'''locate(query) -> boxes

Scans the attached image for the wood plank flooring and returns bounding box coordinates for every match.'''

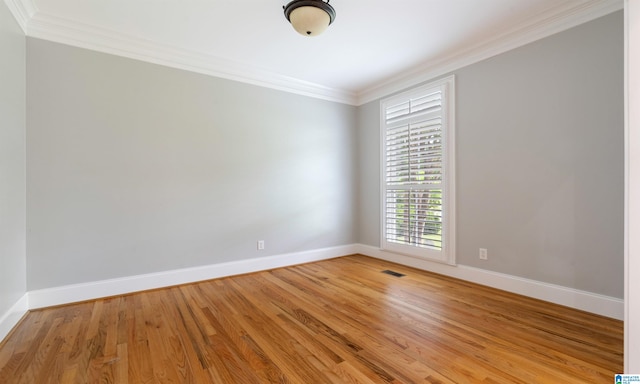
[0,255,623,383]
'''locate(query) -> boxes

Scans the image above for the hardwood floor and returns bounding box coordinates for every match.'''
[0,255,623,383]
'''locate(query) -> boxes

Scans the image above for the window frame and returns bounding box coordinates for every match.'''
[379,75,456,264]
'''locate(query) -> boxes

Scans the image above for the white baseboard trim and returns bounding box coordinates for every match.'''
[0,293,29,342]
[27,244,359,309]
[20,243,624,320]
[355,244,624,320]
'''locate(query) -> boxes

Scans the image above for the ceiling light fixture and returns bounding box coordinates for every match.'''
[283,0,336,37]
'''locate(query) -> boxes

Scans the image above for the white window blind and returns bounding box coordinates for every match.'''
[381,77,455,263]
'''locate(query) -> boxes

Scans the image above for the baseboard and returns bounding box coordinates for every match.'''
[21,243,624,320]
[355,244,624,320]
[27,244,359,309]
[0,293,29,342]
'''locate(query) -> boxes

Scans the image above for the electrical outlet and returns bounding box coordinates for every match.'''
[257,240,265,250]
[479,248,488,260]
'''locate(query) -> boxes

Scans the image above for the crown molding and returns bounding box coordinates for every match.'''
[356,0,624,105]
[6,0,622,106]
[3,0,36,33]
[23,11,358,105]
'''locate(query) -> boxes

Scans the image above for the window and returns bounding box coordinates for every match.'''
[380,76,455,264]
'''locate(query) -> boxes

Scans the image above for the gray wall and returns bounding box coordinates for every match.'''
[26,39,356,290]
[356,11,624,298]
[0,2,27,315]
[355,101,381,247]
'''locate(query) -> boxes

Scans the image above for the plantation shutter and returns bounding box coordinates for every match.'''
[381,77,454,262]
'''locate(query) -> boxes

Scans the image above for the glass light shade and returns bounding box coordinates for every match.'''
[289,6,331,36]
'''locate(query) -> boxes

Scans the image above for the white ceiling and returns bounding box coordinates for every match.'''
[5,0,623,104]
